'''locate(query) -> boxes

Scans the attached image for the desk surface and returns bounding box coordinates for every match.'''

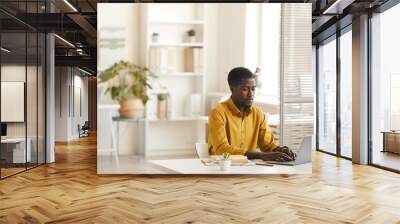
[149,159,312,175]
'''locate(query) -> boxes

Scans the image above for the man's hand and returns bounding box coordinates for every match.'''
[244,148,296,162]
[273,146,297,161]
[257,151,293,162]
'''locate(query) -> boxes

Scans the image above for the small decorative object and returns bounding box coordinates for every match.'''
[254,67,262,89]
[98,60,157,118]
[157,92,169,120]
[187,29,196,43]
[219,152,231,171]
[152,32,159,43]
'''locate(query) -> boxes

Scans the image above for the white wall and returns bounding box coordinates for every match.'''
[204,4,219,94]
[72,74,89,138]
[1,65,30,137]
[98,3,140,73]
[216,4,247,93]
[97,3,141,154]
[54,67,89,141]
[55,67,69,141]
[1,64,47,163]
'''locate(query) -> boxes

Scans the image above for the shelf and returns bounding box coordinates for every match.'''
[112,116,146,122]
[149,116,208,123]
[149,20,204,25]
[149,42,204,47]
[156,72,203,77]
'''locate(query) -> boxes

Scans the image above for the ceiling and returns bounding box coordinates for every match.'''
[0,0,395,74]
[309,0,391,44]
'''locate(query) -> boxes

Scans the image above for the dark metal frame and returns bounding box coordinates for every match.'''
[0,23,2,179]
[315,23,352,162]
[336,26,341,158]
[0,0,47,180]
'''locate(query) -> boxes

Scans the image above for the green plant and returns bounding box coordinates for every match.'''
[157,93,168,101]
[222,152,230,160]
[187,29,196,37]
[98,60,156,104]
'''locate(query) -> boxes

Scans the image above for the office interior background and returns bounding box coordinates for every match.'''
[96,3,313,174]
[0,0,97,179]
[0,0,400,222]
[1,0,399,176]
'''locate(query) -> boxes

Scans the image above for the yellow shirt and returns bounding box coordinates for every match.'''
[208,98,278,155]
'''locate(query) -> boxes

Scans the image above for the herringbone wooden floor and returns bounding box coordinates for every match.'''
[1,135,400,224]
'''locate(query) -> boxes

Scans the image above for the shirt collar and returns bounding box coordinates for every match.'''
[225,97,253,117]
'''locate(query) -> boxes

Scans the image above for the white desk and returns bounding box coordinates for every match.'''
[1,138,31,163]
[149,159,312,175]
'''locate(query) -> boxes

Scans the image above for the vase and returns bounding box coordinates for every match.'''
[152,34,159,43]
[119,98,145,118]
[219,160,231,171]
[158,99,167,120]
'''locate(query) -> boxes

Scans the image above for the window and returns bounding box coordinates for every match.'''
[340,28,352,158]
[0,1,47,179]
[244,4,281,101]
[371,3,400,171]
[317,36,337,154]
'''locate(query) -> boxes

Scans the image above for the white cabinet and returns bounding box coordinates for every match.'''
[1,138,32,163]
[139,3,208,157]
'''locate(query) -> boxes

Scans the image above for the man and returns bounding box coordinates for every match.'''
[208,67,296,162]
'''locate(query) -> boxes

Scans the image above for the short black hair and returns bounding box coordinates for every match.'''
[227,67,255,87]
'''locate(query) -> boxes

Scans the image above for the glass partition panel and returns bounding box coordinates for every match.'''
[1,30,27,177]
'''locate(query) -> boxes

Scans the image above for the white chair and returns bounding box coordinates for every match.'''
[195,143,209,158]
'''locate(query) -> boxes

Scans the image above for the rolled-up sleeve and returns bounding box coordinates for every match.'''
[258,113,278,152]
[208,110,246,155]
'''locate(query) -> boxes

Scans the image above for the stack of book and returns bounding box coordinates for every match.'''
[149,47,203,74]
[185,47,203,74]
[149,47,172,74]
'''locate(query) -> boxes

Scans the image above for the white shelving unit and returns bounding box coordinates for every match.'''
[149,20,204,25]
[156,72,203,77]
[149,43,204,47]
[139,3,207,158]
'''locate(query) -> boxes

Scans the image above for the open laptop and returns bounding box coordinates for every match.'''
[1,123,7,140]
[267,135,313,166]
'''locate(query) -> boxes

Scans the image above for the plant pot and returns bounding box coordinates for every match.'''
[152,34,159,43]
[188,36,196,43]
[157,99,167,120]
[119,98,145,118]
[219,160,231,171]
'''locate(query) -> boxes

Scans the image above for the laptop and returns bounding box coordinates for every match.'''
[267,135,313,166]
[1,123,7,140]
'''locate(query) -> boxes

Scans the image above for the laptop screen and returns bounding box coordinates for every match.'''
[1,123,7,137]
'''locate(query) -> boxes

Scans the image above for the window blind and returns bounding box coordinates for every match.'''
[280,4,314,150]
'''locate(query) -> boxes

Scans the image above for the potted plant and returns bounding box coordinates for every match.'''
[152,32,159,43]
[187,29,196,43]
[219,152,231,171]
[98,60,156,118]
[157,92,169,120]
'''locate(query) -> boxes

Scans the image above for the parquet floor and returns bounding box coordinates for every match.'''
[1,135,400,223]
